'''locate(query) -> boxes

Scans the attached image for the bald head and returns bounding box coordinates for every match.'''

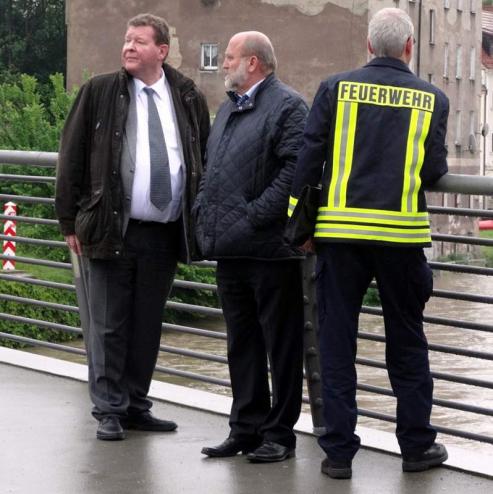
[230,31,278,74]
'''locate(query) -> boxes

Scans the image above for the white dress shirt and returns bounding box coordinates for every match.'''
[130,71,185,223]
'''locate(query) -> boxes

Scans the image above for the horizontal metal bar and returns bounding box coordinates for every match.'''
[357,408,493,445]
[165,300,223,317]
[0,149,57,167]
[432,233,493,246]
[0,174,56,183]
[0,234,66,249]
[154,365,231,387]
[428,261,493,276]
[163,323,226,340]
[358,330,493,361]
[193,261,217,268]
[0,332,85,355]
[357,383,493,417]
[362,306,493,333]
[173,279,217,292]
[431,288,493,305]
[0,294,79,313]
[0,313,81,335]
[0,273,75,291]
[428,205,493,218]
[428,173,493,195]
[160,345,227,364]
[356,356,493,389]
[0,193,55,204]
[0,214,59,226]
[0,253,71,270]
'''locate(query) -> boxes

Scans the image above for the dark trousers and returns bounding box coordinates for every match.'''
[316,243,436,461]
[87,219,179,419]
[216,259,304,448]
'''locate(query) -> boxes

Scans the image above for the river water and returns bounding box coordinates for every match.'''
[27,271,493,456]
[157,270,493,456]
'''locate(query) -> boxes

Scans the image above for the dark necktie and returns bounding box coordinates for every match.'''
[143,87,172,211]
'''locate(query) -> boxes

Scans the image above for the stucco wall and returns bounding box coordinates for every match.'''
[66,0,369,110]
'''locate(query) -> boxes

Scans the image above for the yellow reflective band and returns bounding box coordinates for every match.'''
[287,196,298,217]
[338,81,435,112]
[318,206,429,218]
[328,101,358,209]
[317,213,429,226]
[402,109,432,212]
[314,223,431,243]
[328,101,346,208]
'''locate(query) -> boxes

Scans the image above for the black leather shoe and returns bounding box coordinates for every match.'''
[321,457,352,479]
[201,437,260,457]
[402,443,448,472]
[96,416,125,441]
[125,411,177,432]
[246,441,295,463]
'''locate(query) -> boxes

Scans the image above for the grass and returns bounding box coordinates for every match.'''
[480,230,493,268]
[12,262,74,284]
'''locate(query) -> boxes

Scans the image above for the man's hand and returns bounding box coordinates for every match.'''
[65,234,82,255]
[301,238,315,253]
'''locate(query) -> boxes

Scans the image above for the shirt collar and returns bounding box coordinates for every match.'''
[134,69,167,99]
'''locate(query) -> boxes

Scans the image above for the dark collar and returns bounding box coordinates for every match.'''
[364,57,413,74]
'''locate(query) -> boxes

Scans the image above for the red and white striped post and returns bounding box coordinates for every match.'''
[3,201,17,271]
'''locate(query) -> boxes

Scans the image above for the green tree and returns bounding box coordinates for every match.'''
[0,0,66,82]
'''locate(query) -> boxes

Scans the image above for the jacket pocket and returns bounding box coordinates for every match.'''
[74,189,110,245]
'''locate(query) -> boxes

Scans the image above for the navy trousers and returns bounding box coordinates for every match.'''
[315,243,437,461]
[216,259,304,448]
[87,219,179,419]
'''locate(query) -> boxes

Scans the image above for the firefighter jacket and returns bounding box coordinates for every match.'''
[289,57,449,247]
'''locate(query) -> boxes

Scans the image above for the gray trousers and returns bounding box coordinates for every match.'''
[86,219,179,419]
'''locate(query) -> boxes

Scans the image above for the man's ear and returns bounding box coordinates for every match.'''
[367,38,374,55]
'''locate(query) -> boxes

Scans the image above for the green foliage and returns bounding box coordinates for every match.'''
[363,287,380,307]
[0,0,66,82]
[172,264,220,309]
[0,278,80,348]
[480,230,493,268]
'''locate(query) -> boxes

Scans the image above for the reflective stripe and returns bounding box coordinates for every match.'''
[317,208,429,225]
[402,109,432,212]
[287,196,298,217]
[328,101,358,208]
[314,223,431,243]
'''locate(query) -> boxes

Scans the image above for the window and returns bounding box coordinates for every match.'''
[429,10,436,45]
[469,47,476,80]
[457,0,463,12]
[456,45,462,80]
[443,42,449,79]
[470,0,476,14]
[444,0,450,9]
[200,43,218,71]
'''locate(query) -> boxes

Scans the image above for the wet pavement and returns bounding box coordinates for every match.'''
[1,363,492,494]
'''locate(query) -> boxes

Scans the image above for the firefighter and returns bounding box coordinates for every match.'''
[289,7,449,479]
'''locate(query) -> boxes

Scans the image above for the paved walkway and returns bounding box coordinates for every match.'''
[1,363,492,494]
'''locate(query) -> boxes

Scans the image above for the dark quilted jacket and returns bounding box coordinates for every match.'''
[195,74,308,260]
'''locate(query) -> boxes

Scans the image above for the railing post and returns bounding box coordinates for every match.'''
[2,201,17,271]
[301,253,325,433]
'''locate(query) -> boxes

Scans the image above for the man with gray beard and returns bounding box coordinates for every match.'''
[196,31,308,463]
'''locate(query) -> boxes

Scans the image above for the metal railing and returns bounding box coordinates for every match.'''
[1,150,493,447]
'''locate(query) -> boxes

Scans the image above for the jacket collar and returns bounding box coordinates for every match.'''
[226,72,277,112]
[364,57,413,74]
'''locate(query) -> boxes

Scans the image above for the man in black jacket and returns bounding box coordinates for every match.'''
[198,31,308,463]
[289,8,448,478]
[55,13,209,440]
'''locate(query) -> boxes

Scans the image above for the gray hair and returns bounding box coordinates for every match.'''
[127,13,170,46]
[241,32,278,73]
[368,8,414,58]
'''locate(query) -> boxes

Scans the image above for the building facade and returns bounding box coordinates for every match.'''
[65,0,484,256]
